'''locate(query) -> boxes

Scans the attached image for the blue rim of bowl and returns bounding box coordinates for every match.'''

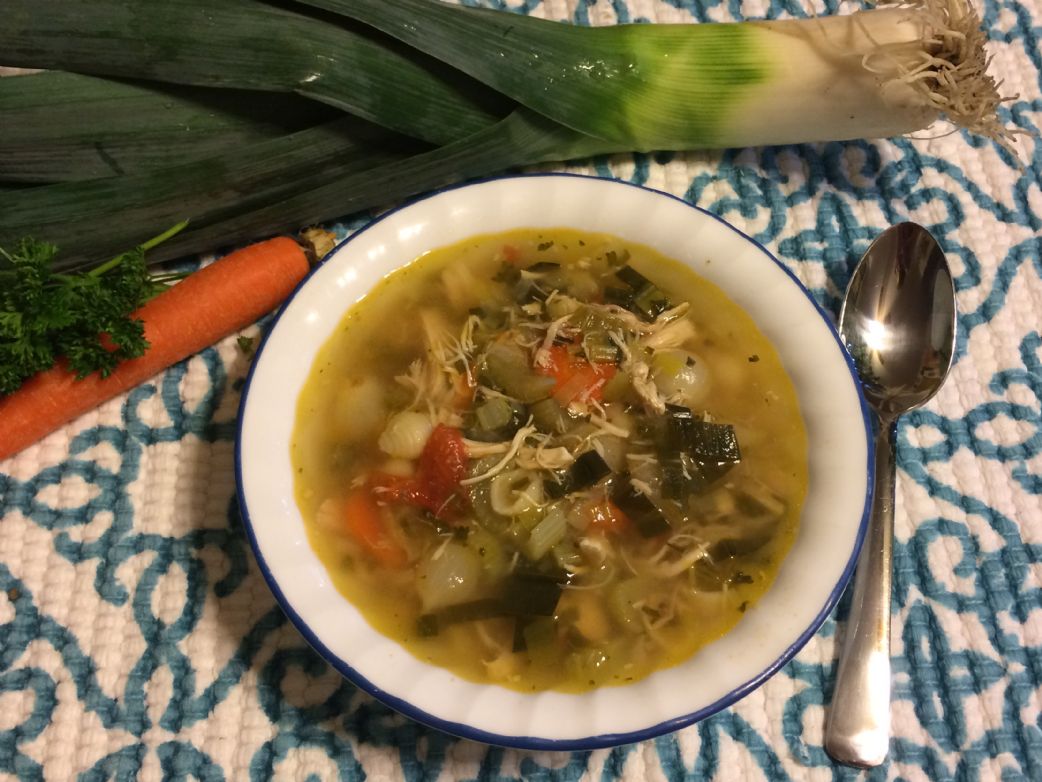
[235,172,874,751]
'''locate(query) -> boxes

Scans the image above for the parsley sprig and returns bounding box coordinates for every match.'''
[0,222,188,396]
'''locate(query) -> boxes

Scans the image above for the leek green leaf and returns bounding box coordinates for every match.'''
[0,117,419,271]
[0,0,511,145]
[0,72,339,183]
[139,110,616,267]
[0,108,607,272]
[298,0,769,149]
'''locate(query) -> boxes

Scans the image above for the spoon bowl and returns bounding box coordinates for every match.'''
[839,224,957,418]
[825,222,957,767]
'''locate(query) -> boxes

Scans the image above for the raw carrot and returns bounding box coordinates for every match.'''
[0,236,310,461]
[343,487,408,569]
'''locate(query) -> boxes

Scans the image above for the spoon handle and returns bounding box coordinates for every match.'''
[824,418,895,768]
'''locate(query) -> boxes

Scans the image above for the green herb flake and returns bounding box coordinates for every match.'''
[537,241,554,251]
[237,335,256,356]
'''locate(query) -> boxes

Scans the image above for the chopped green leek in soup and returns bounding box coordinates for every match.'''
[291,229,807,692]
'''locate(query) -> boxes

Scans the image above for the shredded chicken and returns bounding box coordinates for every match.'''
[604,330,666,414]
[640,316,696,350]
[630,361,667,414]
[460,424,537,485]
[589,413,630,438]
[463,438,511,458]
[515,444,575,470]
[533,314,575,369]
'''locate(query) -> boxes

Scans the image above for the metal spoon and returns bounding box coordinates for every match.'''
[824,222,957,768]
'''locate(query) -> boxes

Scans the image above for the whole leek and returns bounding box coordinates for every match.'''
[0,0,1020,270]
[303,0,1014,151]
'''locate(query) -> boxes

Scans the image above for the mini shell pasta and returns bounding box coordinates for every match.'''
[378,411,434,458]
[291,228,808,693]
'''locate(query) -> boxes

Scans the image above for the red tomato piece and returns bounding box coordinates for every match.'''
[371,425,469,520]
[420,424,468,504]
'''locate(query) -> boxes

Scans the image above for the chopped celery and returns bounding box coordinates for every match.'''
[481,342,555,402]
[530,397,571,434]
[601,370,635,404]
[582,331,620,364]
[476,396,515,430]
[471,397,527,441]
[573,305,624,334]
[524,503,569,560]
[515,504,545,531]
[551,539,583,572]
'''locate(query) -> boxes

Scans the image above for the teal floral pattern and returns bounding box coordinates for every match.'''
[2,0,1041,779]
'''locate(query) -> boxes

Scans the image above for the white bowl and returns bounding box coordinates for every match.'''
[236,174,872,749]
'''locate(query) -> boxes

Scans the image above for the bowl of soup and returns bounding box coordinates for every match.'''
[236,173,871,749]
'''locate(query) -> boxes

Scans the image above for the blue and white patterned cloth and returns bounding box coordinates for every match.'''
[2,1,1041,779]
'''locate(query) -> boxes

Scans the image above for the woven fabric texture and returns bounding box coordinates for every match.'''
[2,1,1041,779]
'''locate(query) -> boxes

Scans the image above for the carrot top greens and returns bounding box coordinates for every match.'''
[0,222,187,394]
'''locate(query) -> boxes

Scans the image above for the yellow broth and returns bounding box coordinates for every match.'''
[291,228,808,692]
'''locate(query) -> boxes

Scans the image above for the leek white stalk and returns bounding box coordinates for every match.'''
[715,0,1010,148]
[302,0,1015,151]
